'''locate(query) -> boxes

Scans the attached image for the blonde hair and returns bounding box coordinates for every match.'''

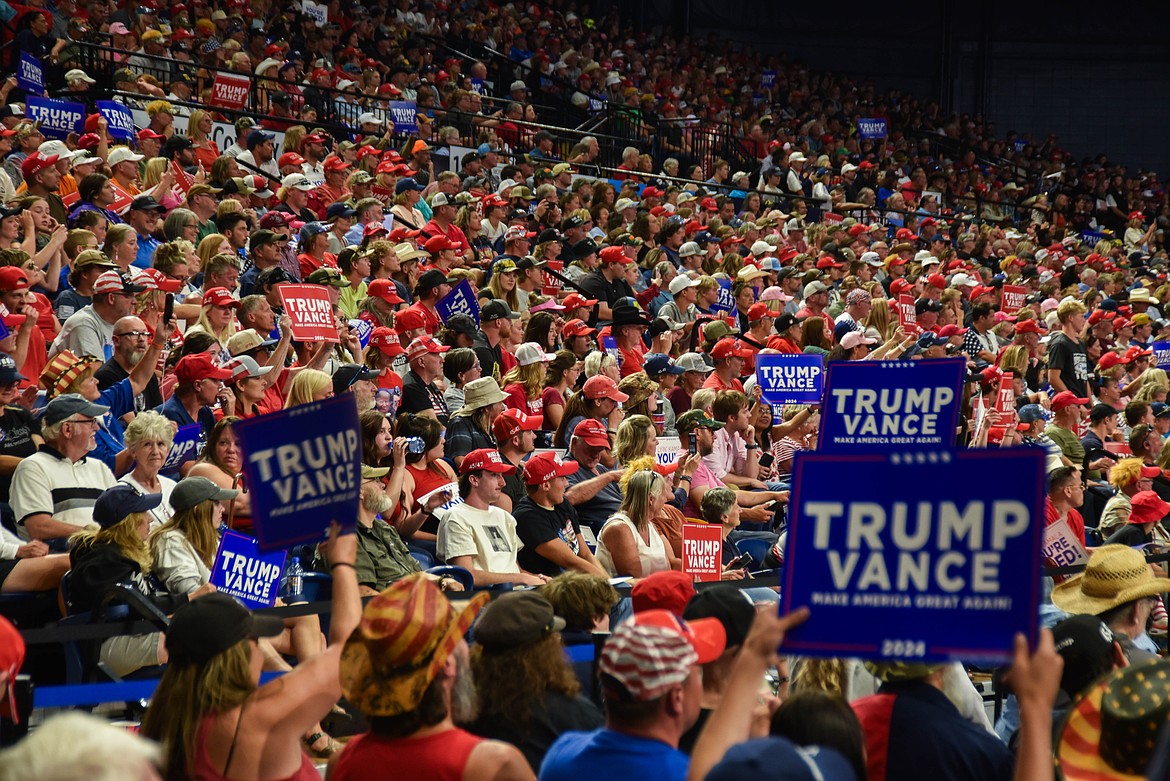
[999,344,1028,376]
[70,511,153,572]
[142,156,169,188]
[150,499,220,570]
[613,415,654,465]
[284,368,332,408]
[196,234,230,271]
[1111,458,1150,491]
[618,466,665,531]
[102,223,136,258]
[500,361,544,402]
[187,109,212,141]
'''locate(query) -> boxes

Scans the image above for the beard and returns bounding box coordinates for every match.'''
[124,348,145,366]
[448,649,478,724]
[361,486,395,515]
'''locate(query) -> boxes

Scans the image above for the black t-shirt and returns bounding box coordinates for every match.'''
[0,405,39,502]
[400,370,449,426]
[513,496,583,576]
[94,358,164,414]
[468,691,603,774]
[578,271,635,324]
[1046,333,1089,398]
[1105,524,1151,548]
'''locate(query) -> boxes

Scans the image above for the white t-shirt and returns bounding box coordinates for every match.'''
[436,502,523,574]
[118,472,178,529]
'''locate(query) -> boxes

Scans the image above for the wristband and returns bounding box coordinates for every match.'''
[330,562,356,571]
[745,444,759,450]
[678,476,692,481]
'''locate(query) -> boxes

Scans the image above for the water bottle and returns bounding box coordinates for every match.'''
[286,556,305,604]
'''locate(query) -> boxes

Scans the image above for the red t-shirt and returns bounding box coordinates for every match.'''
[297,251,338,278]
[406,302,442,335]
[503,382,543,416]
[1045,498,1086,547]
[701,372,744,393]
[618,345,645,377]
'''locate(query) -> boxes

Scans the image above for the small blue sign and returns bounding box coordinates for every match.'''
[348,318,372,349]
[1082,230,1108,247]
[857,118,888,140]
[761,70,777,89]
[161,423,203,478]
[469,78,486,95]
[437,279,480,325]
[1153,341,1170,369]
[389,100,417,134]
[601,335,619,368]
[25,96,85,139]
[818,357,965,453]
[711,278,735,313]
[210,530,287,609]
[779,447,1045,664]
[96,100,137,142]
[1012,139,1027,153]
[755,353,824,406]
[16,51,44,95]
[235,394,361,552]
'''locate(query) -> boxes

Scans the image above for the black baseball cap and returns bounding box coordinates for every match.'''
[333,363,379,393]
[571,238,599,260]
[1089,403,1121,423]
[481,299,521,322]
[93,484,161,529]
[416,268,447,296]
[684,586,756,647]
[537,228,565,244]
[256,267,295,287]
[0,354,26,384]
[165,592,284,667]
[445,313,478,335]
[1052,614,1117,700]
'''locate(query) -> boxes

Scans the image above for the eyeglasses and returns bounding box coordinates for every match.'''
[115,330,151,339]
[66,417,99,428]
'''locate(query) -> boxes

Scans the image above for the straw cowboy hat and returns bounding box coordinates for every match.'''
[1058,658,1170,780]
[340,574,489,717]
[1050,545,1170,616]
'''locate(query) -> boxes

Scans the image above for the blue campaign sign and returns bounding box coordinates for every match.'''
[348,318,372,349]
[755,353,824,405]
[601,335,619,367]
[857,118,888,140]
[1082,230,1107,247]
[711,278,735,313]
[96,100,137,142]
[1012,139,1027,153]
[210,530,287,609]
[26,97,85,139]
[818,357,965,453]
[17,51,44,95]
[437,279,480,325]
[1154,341,1170,369]
[761,70,777,88]
[389,100,417,134]
[779,447,1046,664]
[236,394,361,551]
[161,423,203,478]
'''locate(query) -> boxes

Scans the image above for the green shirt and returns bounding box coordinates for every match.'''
[1045,424,1084,471]
[339,281,368,321]
[354,519,421,589]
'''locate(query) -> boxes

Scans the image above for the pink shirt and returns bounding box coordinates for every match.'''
[704,428,748,480]
[682,451,724,517]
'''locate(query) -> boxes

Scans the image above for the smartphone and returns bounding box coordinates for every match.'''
[688,432,697,455]
[729,552,754,571]
[163,293,174,323]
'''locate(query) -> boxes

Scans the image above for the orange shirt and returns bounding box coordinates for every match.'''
[701,371,744,393]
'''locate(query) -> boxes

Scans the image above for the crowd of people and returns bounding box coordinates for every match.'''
[0,0,1170,778]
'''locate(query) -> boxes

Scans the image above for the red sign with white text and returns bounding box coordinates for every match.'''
[209,72,252,110]
[896,294,918,334]
[681,523,724,582]
[279,284,339,343]
[542,259,564,297]
[1001,284,1027,314]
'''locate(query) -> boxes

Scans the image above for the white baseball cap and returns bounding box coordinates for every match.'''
[107,147,144,167]
[668,274,700,295]
[281,173,314,191]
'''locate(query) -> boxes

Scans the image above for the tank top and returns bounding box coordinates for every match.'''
[331,727,482,781]
[192,710,318,781]
[406,462,455,535]
[596,512,670,577]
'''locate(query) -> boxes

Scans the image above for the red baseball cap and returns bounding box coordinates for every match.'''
[278,152,306,167]
[815,255,844,270]
[20,152,58,179]
[367,278,404,304]
[700,197,718,211]
[562,318,597,339]
[175,353,233,384]
[405,335,449,361]
[363,223,390,238]
[133,267,183,293]
[746,302,773,321]
[572,418,612,447]
[369,327,405,356]
[394,309,426,334]
[522,452,578,485]
[582,375,628,402]
[889,279,913,296]
[1096,352,1124,372]
[424,235,459,254]
[137,128,165,141]
[492,408,543,442]
[937,324,968,337]
[711,337,753,361]
[1014,319,1046,335]
[459,448,516,475]
[599,246,627,264]
[324,156,350,172]
[926,273,947,290]
[1087,309,1112,326]
[630,570,696,615]
[1124,345,1153,364]
[0,267,29,292]
[1051,391,1090,411]
[562,293,598,311]
[202,287,240,308]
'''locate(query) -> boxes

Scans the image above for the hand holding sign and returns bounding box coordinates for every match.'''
[279,284,340,343]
